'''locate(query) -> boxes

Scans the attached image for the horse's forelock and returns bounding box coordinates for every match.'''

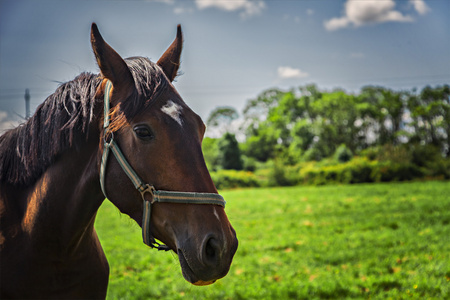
[110,57,168,127]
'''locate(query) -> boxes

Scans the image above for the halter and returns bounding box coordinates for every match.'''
[99,80,225,251]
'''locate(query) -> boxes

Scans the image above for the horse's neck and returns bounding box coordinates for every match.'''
[22,139,104,254]
[0,137,110,298]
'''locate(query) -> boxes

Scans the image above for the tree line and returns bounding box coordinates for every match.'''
[203,84,449,187]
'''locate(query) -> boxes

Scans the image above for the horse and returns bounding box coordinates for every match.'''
[0,23,238,299]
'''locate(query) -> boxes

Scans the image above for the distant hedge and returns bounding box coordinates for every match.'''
[210,156,449,189]
[297,158,427,185]
[210,170,260,189]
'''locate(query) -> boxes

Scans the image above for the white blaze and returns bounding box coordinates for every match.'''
[213,207,220,222]
[161,100,183,126]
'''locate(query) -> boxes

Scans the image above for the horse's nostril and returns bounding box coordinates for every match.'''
[203,236,221,266]
[205,238,217,258]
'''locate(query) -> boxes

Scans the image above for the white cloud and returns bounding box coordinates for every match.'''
[410,0,430,15]
[278,66,309,79]
[147,0,195,15]
[324,0,415,31]
[174,6,194,14]
[325,17,351,31]
[195,0,265,17]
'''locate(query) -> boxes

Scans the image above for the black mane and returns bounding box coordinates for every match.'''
[0,57,166,187]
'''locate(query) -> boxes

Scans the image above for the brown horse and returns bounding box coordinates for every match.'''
[0,23,238,299]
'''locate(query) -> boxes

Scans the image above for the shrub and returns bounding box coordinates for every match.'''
[408,144,442,167]
[298,157,425,185]
[210,148,448,189]
[360,144,411,163]
[425,157,450,179]
[371,161,424,182]
[303,147,326,162]
[210,170,260,189]
[267,159,289,186]
[242,155,257,172]
[334,144,353,163]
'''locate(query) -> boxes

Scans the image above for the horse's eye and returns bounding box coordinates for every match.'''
[133,125,154,141]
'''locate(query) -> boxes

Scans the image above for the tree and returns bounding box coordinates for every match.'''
[242,86,362,163]
[358,86,405,146]
[206,106,239,137]
[241,126,278,162]
[217,133,243,170]
[407,85,450,156]
[209,84,450,169]
[242,88,285,136]
[309,90,360,154]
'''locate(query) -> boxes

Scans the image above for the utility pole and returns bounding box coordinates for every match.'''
[25,89,30,119]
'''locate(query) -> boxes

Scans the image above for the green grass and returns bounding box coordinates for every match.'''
[95,181,450,299]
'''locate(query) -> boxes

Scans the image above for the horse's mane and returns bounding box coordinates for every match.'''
[0,57,166,187]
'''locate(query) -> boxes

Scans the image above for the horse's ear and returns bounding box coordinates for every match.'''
[157,25,183,82]
[90,23,134,101]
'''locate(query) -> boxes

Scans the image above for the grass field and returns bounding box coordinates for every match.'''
[95,181,450,299]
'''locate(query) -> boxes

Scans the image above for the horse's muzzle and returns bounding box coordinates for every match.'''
[177,229,238,285]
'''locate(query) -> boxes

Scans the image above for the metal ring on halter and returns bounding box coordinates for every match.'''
[139,184,156,203]
[103,130,114,145]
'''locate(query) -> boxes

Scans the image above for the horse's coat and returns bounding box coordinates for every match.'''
[0,23,237,299]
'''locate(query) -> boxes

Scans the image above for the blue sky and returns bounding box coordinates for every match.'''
[1,0,449,133]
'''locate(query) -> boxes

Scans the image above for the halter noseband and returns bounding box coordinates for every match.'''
[99,80,226,251]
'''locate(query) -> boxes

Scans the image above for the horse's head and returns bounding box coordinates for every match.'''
[90,24,237,285]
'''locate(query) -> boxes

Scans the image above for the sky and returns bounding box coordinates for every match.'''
[0,0,449,134]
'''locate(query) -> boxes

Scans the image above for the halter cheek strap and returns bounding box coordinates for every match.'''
[99,80,225,251]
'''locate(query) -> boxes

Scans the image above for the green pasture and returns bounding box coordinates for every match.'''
[95,181,450,299]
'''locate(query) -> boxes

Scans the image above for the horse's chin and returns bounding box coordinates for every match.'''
[177,250,216,286]
[192,280,215,286]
